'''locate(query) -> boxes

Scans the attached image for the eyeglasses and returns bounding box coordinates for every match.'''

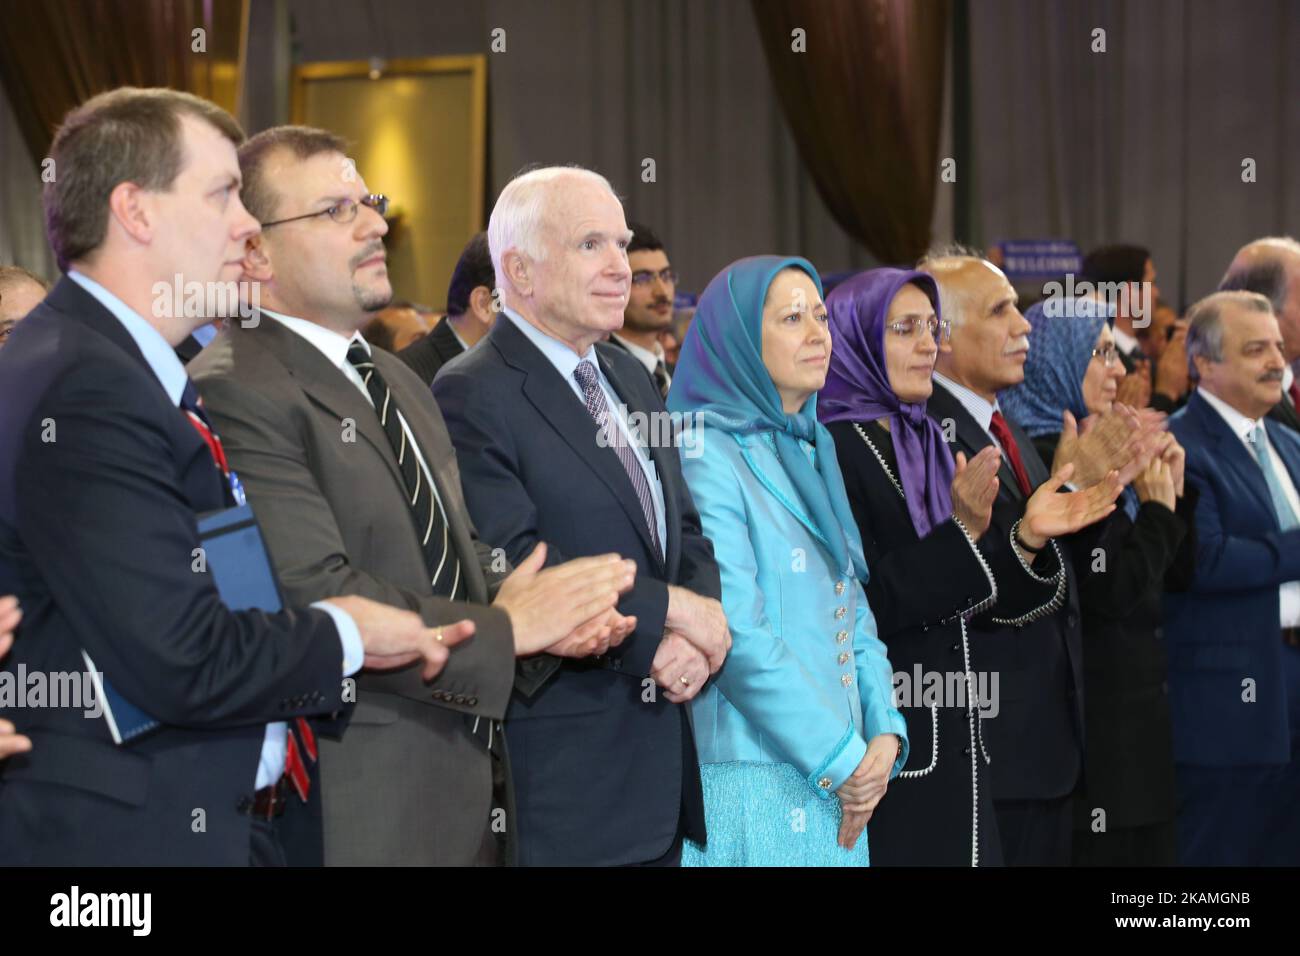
[887,315,951,342]
[261,193,390,229]
[1091,345,1119,366]
[631,268,677,287]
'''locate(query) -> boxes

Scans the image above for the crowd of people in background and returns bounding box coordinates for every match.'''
[2,86,1299,868]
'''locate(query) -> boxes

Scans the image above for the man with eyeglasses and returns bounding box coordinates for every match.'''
[608,222,676,399]
[189,126,639,866]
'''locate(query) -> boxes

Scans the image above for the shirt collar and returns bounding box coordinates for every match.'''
[933,370,998,433]
[445,317,470,352]
[611,333,663,374]
[501,304,598,381]
[1198,386,1266,451]
[1112,325,1141,357]
[68,270,188,406]
[260,307,368,369]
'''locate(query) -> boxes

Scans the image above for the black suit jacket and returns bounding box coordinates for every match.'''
[1031,433,1194,831]
[926,383,1084,802]
[1268,389,1300,433]
[398,316,466,388]
[828,418,1072,864]
[432,316,720,865]
[0,277,345,866]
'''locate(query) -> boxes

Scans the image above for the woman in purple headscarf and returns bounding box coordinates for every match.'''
[819,268,1120,866]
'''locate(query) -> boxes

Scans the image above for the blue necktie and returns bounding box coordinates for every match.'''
[1250,424,1299,531]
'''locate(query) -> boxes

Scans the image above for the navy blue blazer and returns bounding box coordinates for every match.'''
[432,316,720,866]
[0,277,346,866]
[1164,390,1300,767]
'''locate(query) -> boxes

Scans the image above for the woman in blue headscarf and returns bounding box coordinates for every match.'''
[1000,298,1198,867]
[819,269,1123,866]
[666,256,908,866]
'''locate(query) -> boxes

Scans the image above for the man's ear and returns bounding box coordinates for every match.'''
[468,284,496,326]
[242,233,273,283]
[106,182,153,246]
[503,250,530,297]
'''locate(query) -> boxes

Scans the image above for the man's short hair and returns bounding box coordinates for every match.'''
[1219,253,1297,316]
[626,222,664,256]
[1081,244,1150,285]
[0,265,51,297]
[444,232,495,317]
[1184,289,1273,378]
[44,87,245,272]
[237,125,349,225]
[487,165,620,289]
[917,243,987,327]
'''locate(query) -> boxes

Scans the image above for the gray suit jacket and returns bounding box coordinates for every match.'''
[189,314,515,865]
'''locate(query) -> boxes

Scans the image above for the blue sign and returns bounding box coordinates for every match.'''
[998,240,1082,281]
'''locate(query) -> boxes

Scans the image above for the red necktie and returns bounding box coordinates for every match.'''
[1289,381,1300,410]
[180,381,317,801]
[989,410,1033,497]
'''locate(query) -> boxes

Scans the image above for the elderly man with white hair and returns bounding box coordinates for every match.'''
[432,166,729,866]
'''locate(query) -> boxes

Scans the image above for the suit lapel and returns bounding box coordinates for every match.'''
[379,349,488,602]
[493,319,664,568]
[239,316,407,498]
[928,382,1027,504]
[1187,392,1275,517]
[431,317,466,365]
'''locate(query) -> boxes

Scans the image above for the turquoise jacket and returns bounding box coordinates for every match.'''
[684,425,909,800]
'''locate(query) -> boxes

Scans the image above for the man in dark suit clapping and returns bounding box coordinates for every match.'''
[0,88,474,866]
[433,166,729,866]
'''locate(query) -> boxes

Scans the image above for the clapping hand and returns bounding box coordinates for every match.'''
[0,596,31,760]
[950,447,1001,539]
[1019,463,1123,548]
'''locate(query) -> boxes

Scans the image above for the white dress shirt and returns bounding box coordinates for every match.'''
[502,306,668,556]
[67,273,363,789]
[612,333,672,390]
[1198,387,1300,627]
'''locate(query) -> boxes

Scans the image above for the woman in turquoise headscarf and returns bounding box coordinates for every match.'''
[667,256,908,866]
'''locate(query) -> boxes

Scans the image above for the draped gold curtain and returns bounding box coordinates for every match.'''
[0,0,246,166]
[750,0,950,265]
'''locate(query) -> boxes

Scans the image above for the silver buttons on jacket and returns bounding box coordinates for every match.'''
[834,606,847,620]
[818,776,833,790]
[835,581,846,596]
[837,651,850,665]
[836,630,848,644]
[841,674,853,687]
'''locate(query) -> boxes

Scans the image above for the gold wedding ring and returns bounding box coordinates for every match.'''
[680,675,691,686]
[435,627,444,643]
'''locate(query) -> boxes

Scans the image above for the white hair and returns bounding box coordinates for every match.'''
[487,165,621,293]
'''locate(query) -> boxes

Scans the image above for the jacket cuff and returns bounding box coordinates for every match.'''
[807,722,868,799]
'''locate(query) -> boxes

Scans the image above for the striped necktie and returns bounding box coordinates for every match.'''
[573,359,663,564]
[346,342,461,598]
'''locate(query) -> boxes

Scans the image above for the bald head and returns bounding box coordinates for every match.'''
[1220,236,1300,361]
[919,253,1030,400]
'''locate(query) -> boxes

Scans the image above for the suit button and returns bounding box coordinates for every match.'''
[611,657,623,671]
[467,696,478,707]
[835,581,846,596]
[837,652,850,665]
[840,674,853,687]
[836,631,848,644]
[834,606,847,620]
[963,746,971,756]
[951,643,959,652]
[454,694,467,705]
[818,776,833,790]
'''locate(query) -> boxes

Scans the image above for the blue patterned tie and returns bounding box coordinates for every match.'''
[1251,423,1299,531]
[573,360,663,564]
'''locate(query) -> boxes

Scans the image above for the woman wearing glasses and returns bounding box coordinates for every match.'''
[820,269,1123,866]
[668,256,908,866]
[999,298,1197,867]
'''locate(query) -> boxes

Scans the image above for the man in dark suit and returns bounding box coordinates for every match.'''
[191,126,635,865]
[0,87,465,866]
[433,166,729,866]
[1166,290,1300,865]
[1220,237,1300,433]
[920,251,1133,865]
[399,232,496,387]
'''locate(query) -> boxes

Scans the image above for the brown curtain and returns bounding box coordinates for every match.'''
[0,0,245,166]
[750,0,950,265]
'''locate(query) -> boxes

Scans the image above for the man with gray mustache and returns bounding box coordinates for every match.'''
[1164,290,1300,865]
